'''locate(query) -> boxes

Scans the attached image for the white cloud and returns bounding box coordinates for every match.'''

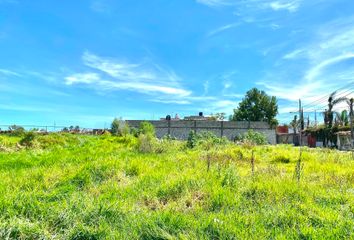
[207,22,241,36]
[65,73,101,85]
[66,52,191,97]
[197,0,304,12]
[283,49,306,59]
[196,0,233,7]
[150,99,191,105]
[305,53,354,82]
[0,69,21,77]
[269,0,301,12]
[259,16,354,112]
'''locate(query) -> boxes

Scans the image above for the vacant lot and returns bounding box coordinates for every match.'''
[0,134,353,239]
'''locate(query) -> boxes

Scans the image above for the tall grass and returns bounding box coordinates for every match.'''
[0,134,353,239]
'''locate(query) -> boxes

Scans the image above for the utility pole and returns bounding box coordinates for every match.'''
[315,110,317,127]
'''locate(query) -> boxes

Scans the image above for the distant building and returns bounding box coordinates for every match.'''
[336,131,353,150]
[160,114,181,121]
[184,112,214,121]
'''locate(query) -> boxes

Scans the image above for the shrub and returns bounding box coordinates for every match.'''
[154,138,183,153]
[37,133,70,148]
[9,125,25,137]
[130,127,139,137]
[236,130,267,145]
[19,131,37,147]
[137,134,155,153]
[187,131,229,149]
[111,118,130,136]
[187,131,197,149]
[139,121,155,136]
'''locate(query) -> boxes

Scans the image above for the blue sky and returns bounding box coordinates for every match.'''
[1,0,354,128]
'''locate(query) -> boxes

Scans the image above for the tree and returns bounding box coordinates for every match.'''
[335,110,349,126]
[324,91,347,128]
[231,88,278,127]
[210,113,226,121]
[139,121,155,136]
[111,118,130,136]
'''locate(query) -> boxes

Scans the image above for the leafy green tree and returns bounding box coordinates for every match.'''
[111,118,130,136]
[232,88,278,127]
[210,113,226,121]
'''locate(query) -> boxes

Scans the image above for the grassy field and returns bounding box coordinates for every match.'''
[0,133,353,239]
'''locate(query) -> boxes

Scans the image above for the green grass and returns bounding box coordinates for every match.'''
[0,134,353,239]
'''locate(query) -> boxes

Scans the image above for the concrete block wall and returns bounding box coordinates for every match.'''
[126,120,276,144]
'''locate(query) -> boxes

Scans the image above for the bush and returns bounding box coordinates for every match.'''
[187,131,197,149]
[139,122,155,136]
[36,133,77,149]
[111,118,130,136]
[9,125,25,137]
[236,130,267,146]
[19,131,37,147]
[187,131,229,149]
[137,134,155,153]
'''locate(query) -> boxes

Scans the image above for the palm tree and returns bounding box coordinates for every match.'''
[324,91,348,128]
[335,110,349,126]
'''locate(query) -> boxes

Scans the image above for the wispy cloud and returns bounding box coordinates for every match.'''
[207,22,241,36]
[269,0,301,12]
[305,53,354,82]
[0,69,21,77]
[65,52,191,97]
[259,17,354,109]
[283,49,306,59]
[197,0,304,12]
[196,0,233,7]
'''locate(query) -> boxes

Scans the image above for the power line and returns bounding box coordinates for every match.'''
[287,82,354,114]
[302,88,354,110]
[299,90,354,113]
[301,81,354,108]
